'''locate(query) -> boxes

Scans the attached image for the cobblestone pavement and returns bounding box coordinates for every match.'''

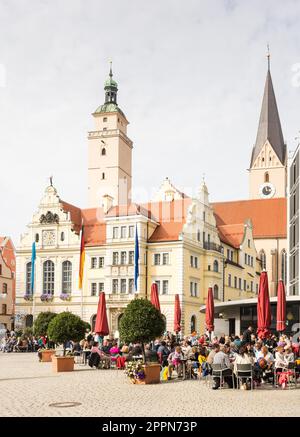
[0,354,299,417]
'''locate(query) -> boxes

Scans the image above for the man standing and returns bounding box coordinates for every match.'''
[242,325,253,345]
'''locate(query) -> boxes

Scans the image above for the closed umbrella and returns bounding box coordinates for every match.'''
[276,279,286,332]
[257,271,271,339]
[150,282,160,311]
[174,294,181,333]
[94,292,109,337]
[205,287,214,333]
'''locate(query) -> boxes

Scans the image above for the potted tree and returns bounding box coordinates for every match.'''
[47,312,86,372]
[34,311,57,362]
[119,298,165,384]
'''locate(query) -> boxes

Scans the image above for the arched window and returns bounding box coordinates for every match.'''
[62,261,72,293]
[35,233,39,243]
[213,260,219,272]
[26,262,32,294]
[190,315,196,333]
[60,232,65,242]
[25,314,33,328]
[281,250,287,285]
[101,148,106,156]
[43,260,55,295]
[91,314,97,332]
[102,172,105,180]
[2,283,7,294]
[213,284,219,299]
[117,313,124,329]
[264,172,269,182]
[259,250,266,270]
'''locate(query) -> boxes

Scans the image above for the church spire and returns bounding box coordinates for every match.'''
[250,53,286,167]
[104,61,118,104]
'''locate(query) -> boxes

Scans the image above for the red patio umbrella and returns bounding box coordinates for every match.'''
[174,294,181,333]
[276,279,286,332]
[257,271,271,339]
[150,282,160,311]
[205,287,214,333]
[94,292,109,336]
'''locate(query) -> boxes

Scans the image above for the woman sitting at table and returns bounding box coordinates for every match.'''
[234,345,254,389]
[90,341,110,368]
[275,345,287,373]
[255,346,274,383]
[167,346,184,379]
[284,345,294,364]
[109,341,120,363]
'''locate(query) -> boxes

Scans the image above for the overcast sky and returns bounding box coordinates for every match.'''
[0,0,299,244]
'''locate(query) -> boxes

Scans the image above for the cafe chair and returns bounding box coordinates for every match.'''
[236,364,253,390]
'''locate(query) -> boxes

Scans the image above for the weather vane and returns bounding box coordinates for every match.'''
[267,44,270,70]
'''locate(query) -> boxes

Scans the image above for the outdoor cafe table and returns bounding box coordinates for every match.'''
[82,349,91,365]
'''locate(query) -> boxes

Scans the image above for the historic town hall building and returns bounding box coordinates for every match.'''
[15,59,292,336]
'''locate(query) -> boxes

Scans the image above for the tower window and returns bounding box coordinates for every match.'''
[102,173,105,180]
[264,172,269,182]
[103,117,107,122]
[101,148,106,156]
[262,157,265,162]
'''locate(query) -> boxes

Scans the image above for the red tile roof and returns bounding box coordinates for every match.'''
[217,223,245,248]
[212,198,287,239]
[59,196,287,247]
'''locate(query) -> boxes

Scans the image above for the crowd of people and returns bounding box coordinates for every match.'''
[2,325,300,389]
[0,330,54,353]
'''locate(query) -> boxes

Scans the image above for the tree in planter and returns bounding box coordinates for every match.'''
[47,312,87,356]
[119,298,165,362]
[34,311,57,337]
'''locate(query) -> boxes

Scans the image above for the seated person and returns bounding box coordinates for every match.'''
[167,346,184,379]
[144,344,158,362]
[157,341,170,366]
[109,342,120,362]
[212,344,235,390]
[254,346,274,383]
[90,341,110,368]
[275,346,286,373]
[284,346,294,364]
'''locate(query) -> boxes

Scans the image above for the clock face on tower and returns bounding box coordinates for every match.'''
[259,182,276,199]
[42,230,56,246]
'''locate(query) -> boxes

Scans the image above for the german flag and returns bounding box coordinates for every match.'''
[78,223,85,289]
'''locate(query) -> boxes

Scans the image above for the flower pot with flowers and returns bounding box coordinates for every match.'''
[23,294,33,301]
[47,311,87,372]
[124,360,146,384]
[40,294,54,302]
[60,293,71,301]
[119,298,165,384]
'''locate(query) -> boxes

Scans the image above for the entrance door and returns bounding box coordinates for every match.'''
[228,318,236,336]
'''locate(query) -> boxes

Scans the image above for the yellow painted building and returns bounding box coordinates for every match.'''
[15,62,289,336]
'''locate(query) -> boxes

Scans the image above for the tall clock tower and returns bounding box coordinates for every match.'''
[88,64,133,208]
[249,55,287,199]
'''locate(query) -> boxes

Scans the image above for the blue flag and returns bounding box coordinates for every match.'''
[134,225,139,292]
[30,242,36,294]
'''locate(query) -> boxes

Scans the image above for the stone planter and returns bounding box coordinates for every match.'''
[143,363,161,384]
[52,356,74,373]
[40,350,55,362]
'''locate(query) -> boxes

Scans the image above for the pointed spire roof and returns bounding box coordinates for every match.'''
[250,56,286,167]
